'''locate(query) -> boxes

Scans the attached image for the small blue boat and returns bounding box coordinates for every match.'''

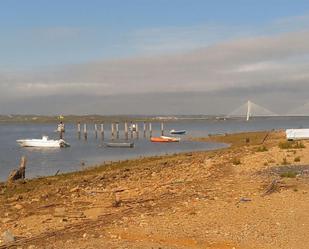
[170,129,186,135]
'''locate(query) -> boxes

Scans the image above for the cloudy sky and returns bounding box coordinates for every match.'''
[1,0,309,115]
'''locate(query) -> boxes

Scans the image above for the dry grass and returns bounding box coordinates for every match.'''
[282,157,290,165]
[278,141,306,150]
[280,171,297,178]
[256,145,268,152]
[294,156,301,162]
[204,131,286,150]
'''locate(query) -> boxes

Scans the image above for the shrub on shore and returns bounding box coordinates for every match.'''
[294,156,301,162]
[280,171,297,178]
[232,158,241,165]
[278,141,305,150]
[282,157,290,165]
[256,146,268,152]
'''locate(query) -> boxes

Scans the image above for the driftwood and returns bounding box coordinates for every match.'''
[261,179,278,196]
[261,132,270,144]
[112,194,122,207]
[7,156,27,183]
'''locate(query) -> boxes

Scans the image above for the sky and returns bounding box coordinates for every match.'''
[1,0,309,115]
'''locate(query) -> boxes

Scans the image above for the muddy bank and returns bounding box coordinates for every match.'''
[1,131,309,249]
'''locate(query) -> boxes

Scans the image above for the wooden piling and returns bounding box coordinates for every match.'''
[20,156,26,179]
[111,123,115,139]
[130,121,133,139]
[83,123,87,140]
[161,122,164,136]
[7,156,27,183]
[143,122,146,137]
[94,124,98,139]
[116,122,119,139]
[149,122,152,137]
[100,123,104,140]
[58,122,65,139]
[77,122,81,139]
[124,122,128,140]
[136,123,139,139]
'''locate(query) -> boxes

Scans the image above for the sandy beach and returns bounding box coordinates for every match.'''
[1,130,309,249]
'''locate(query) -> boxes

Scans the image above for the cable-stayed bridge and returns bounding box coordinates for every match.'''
[227,100,277,121]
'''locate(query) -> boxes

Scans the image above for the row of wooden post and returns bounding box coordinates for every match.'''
[77,122,164,140]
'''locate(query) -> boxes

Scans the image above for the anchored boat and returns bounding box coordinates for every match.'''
[105,142,134,148]
[170,129,186,135]
[286,129,309,141]
[151,136,180,142]
[17,136,70,148]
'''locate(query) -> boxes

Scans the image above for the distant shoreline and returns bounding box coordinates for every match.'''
[0,114,221,124]
[0,114,307,124]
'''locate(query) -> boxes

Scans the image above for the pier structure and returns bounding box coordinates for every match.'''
[75,121,164,140]
[124,122,128,140]
[143,122,146,138]
[77,122,81,139]
[94,124,98,139]
[83,124,87,140]
[100,123,104,140]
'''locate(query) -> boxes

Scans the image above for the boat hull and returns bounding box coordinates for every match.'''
[286,129,309,141]
[106,142,134,148]
[17,137,70,148]
[151,136,180,142]
[170,130,186,135]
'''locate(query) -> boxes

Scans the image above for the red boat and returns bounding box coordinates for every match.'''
[150,136,180,142]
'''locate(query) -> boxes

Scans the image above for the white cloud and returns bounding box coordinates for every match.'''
[231,62,282,73]
[2,30,309,97]
[2,14,309,114]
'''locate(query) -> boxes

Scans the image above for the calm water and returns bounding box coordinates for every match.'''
[1,116,309,181]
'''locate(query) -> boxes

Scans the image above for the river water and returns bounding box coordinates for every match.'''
[0,116,308,181]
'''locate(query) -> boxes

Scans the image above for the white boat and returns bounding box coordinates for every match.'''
[17,136,70,148]
[286,129,309,141]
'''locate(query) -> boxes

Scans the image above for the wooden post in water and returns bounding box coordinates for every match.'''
[59,130,63,140]
[83,124,87,140]
[149,122,152,137]
[143,122,146,138]
[130,121,133,139]
[7,156,27,183]
[58,122,65,139]
[111,123,115,140]
[136,123,139,139]
[100,123,104,140]
[94,124,98,139]
[124,122,128,140]
[116,122,119,139]
[161,122,164,136]
[77,122,81,140]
